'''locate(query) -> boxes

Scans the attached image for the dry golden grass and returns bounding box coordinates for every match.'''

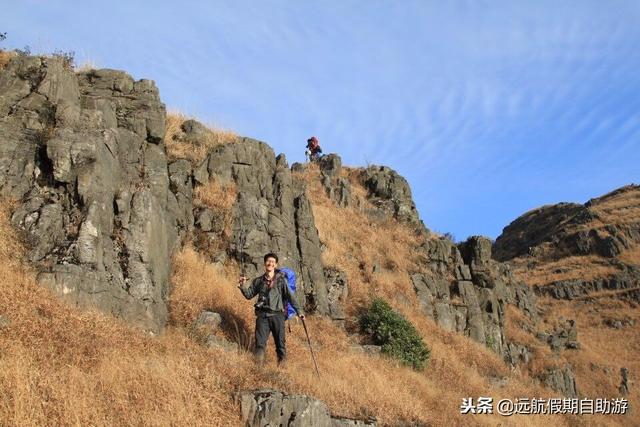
[165,111,237,165]
[1,196,582,426]
[193,178,238,240]
[511,255,620,286]
[537,295,640,413]
[291,161,326,204]
[589,186,640,225]
[169,247,254,349]
[192,178,238,255]
[505,188,639,425]
[168,244,571,426]
[295,163,425,310]
[194,179,237,213]
[0,203,240,426]
[313,201,423,310]
[74,59,98,73]
[619,246,640,266]
[0,50,16,70]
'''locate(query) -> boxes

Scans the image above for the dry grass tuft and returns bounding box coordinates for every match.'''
[194,179,237,213]
[192,178,238,255]
[0,50,16,70]
[165,111,237,165]
[74,59,98,73]
[169,246,254,349]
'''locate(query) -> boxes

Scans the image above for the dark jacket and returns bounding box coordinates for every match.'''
[240,272,303,316]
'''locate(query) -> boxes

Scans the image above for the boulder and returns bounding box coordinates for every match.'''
[363,165,424,229]
[239,389,376,427]
[193,311,223,334]
[324,267,348,320]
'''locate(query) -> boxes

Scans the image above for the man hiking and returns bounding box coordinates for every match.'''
[305,136,322,162]
[238,253,304,365]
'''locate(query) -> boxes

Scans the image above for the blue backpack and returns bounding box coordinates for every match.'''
[277,268,297,319]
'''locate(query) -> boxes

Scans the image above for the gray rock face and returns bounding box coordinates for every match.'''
[540,319,579,351]
[619,367,629,395]
[506,342,532,365]
[0,56,175,332]
[194,310,223,334]
[534,271,639,300]
[190,140,329,314]
[239,389,376,427]
[318,154,351,208]
[363,165,424,230]
[542,366,578,398]
[324,267,348,320]
[411,235,539,359]
[191,310,237,350]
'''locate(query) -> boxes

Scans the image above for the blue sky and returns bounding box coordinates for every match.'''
[3,1,639,240]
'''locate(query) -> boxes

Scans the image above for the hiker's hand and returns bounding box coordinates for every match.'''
[238,276,247,287]
[298,314,305,320]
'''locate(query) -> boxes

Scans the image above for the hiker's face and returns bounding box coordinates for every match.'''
[264,257,277,272]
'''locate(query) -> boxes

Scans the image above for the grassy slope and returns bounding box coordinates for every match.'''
[504,186,640,423]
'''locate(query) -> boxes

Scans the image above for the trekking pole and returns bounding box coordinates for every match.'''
[238,217,247,277]
[300,317,321,379]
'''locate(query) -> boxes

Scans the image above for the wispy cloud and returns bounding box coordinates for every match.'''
[3,0,639,238]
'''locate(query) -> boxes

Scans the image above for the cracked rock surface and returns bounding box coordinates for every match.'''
[1,56,175,332]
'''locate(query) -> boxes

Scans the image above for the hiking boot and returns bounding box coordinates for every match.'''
[277,357,287,368]
[254,349,265,363]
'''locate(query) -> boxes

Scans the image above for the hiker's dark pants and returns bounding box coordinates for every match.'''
[255,312,286,361]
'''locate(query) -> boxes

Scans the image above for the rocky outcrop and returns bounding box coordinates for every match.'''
[534,268,639,300]
[239,389,376,427]
[192,310,238,351]
[537,319,579,351]
[317,154,351,208]
[193,140,330,314]
[0,55,337,328]
[363,165,425,231]
[410,235,539,359]
[1,56,176,332]
[542,366,579,398]
[493,184,640,262]
[619,368,629,395]
[324,267,348,320]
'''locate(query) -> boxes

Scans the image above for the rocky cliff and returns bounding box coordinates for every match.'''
[0,54,567,398]
[1,55,175,332]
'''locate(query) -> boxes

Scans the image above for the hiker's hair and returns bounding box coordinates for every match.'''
[263,253,278,263]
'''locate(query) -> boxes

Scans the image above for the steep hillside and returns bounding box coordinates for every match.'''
[494,185,639,416]
[0,54,634,425]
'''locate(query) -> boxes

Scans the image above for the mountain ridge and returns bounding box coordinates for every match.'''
[0,53,636,425]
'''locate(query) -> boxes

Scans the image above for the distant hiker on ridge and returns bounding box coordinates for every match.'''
[305,136,322,162]
[238,253,304,365]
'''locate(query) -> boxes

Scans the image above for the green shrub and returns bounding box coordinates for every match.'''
[360,297,431,371]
